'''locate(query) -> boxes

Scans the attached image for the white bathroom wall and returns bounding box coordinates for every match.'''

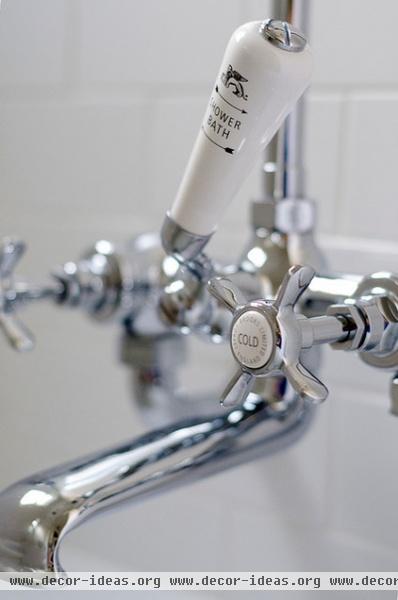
[1,0,398,592]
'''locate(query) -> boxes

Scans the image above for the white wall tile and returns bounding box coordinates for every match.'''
[148,96,208,226]
[0,103,150,227]
[237,0,272,23]
[77,0,242,88]
[321,234,398,275]
[339,95,398,239]
[305,93,343,233]
[328,389,398,553]
[0,0,68,86]
[311,0,398,87]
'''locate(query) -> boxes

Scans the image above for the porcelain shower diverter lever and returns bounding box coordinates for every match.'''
[161,19,313,260]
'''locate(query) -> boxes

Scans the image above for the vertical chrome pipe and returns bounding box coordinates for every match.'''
[263,0,310,200]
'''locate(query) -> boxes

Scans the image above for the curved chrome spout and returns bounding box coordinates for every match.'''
[0,395,312,573]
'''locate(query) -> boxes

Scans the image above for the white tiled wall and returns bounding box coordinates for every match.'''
[1,0,398,586]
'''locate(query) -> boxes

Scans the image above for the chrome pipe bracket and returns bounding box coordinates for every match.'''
[251,197,316,234]
[353,273,398,369]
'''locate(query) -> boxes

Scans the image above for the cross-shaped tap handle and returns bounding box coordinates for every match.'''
[0,238,34,352]
[208,265,328,407]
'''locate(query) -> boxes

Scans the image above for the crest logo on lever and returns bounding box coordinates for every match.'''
[221,64,248,100]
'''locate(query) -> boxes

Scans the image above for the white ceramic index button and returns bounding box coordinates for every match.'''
[231,310,274,369]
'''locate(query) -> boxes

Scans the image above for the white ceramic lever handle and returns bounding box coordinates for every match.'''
[162,19,312,259]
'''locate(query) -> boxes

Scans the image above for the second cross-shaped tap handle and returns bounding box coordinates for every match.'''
[0,238,35,352]
[208,265,328,407]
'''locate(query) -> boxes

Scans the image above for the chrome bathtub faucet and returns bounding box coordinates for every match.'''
[2,15,398,573]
